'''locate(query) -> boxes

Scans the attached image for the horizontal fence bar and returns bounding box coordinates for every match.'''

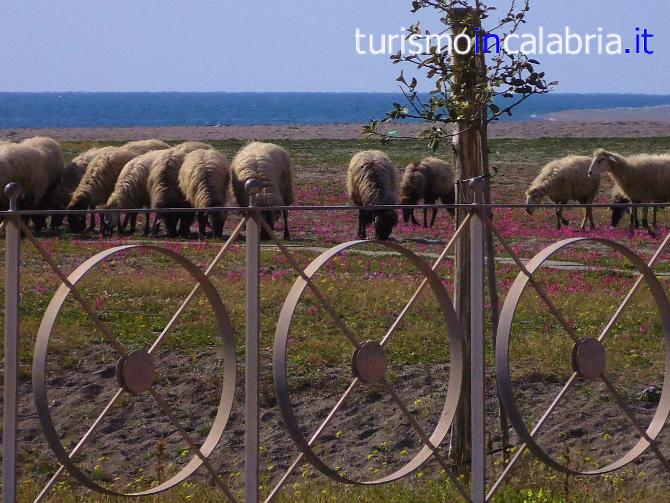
[1,202,667,217]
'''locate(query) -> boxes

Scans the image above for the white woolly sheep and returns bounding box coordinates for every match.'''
[178,149,231,239]
[104,142,213,235]
[230,142,295,240]
[590,149,670,234]
[525,155,600,231]
[146,147,201,238]
[62,146,116,232]
[20,137,65,231]
[68,139,170,233]
[38,161,88,231]
[347,150,399,241]
[399,156,455,228]
[0,143,49,212]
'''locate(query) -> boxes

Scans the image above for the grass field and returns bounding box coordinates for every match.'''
[4,136,670,502]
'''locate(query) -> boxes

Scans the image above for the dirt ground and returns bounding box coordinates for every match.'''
[2,118,670,142]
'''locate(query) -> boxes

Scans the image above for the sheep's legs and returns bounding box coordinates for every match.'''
[143,213,152,236]
[630,207,640,229]
[87,209,96,232]
[178,214,193,239]
[357,210,367,240]
[555,206,569,230]
[581,208,595,231]
[128,214,137,235]
[641,208,657,237]
[410,210,420,226]
[197,213,208,240]
[151,216,162,237]
[430,208,439,228]
[119,214,130,233]
[282,209,291,241]
[579,205,596,231]
[423,208,429,228]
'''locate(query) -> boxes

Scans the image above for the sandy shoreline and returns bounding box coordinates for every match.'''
[1,107,670,141]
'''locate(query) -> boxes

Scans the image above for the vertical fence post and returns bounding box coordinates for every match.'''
[244,179,262,503]
[3,183,22,503]
[469,178,486,503]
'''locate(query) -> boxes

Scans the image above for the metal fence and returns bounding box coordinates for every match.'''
[2,178,670,503]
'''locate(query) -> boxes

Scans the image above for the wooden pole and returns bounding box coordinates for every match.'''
[449,6,484,476]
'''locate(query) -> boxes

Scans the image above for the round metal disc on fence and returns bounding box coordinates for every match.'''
[32,245,236,496]
[273,240,464,485]
[497,237,670,475]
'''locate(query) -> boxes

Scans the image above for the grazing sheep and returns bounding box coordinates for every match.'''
[0,143,49,211]
[589,149,670,235]
[230,142,294,240]
[178,149,231,239]
[525,156,600,231]
[20,137,64,180]
[147,147,201,239]
[38,162,88,231]
[399,156,455,228]
[105,142,213,235]
[347,150,399,241]
[19,137,66,231]
[68,140,169,233]
[61,146,116,232]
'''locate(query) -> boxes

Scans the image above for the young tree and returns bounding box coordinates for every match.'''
[365,0,556,151]
[366,0,556,475]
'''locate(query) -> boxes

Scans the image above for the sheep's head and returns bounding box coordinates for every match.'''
[588,150,617,178]
[374,209,398,241]
[610,193,630,227]
[66,194,91,233]
[525,187,545,215]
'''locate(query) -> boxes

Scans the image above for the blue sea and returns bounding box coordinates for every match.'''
[1,92,670,128]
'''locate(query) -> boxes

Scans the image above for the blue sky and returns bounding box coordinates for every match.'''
[0,1,667,93]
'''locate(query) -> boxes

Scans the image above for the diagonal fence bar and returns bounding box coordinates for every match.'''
[34,389,126,503]
[600,374,670,473]
[150,388,238,502]
[265,379,360,502]
[257,215,361,349]
[382,379,471,502]
[486,372,578,501]
[598,230,670,343]
[380,212,472,348]
[149,216,247,354]
[21,221,128,357]
[485,217,580,344]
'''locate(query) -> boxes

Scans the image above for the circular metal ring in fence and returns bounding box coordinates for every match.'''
[32,245,236,496]
[273,240,464,485]
[497,237,670,475]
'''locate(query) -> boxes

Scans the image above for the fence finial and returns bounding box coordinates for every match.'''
[245,179,261,207]
[5,182,22,211]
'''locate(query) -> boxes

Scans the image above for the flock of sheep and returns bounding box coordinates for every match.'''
[526,149,670,234]
[0,138,295,239]
[0,136,666,241]
[0,139,457,242]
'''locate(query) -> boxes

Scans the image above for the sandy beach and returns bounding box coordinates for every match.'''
[1,108,670,141]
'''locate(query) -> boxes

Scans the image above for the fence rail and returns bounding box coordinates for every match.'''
[2,179,670,503]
